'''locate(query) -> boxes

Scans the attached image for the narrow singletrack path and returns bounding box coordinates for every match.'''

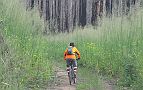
[47,65,115,90]
[47,67,76,90]
[102,80,114,90]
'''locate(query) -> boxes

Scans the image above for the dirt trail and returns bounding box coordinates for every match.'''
[47,66,114,90]
[102,80,114,90]
[47,67,76,90]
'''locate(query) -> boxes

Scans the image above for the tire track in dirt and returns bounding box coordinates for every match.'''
[47,67,76,90]
[47,66,115,90]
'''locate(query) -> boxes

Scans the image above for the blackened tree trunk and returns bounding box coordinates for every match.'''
[26,0,141,33]
[79,0,86,27]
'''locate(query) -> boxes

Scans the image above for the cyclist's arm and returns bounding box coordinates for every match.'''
[75,47,80,59]
[64,48,68,60]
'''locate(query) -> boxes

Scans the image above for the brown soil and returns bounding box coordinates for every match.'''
[47,67,76,90]
[47,67,114,90]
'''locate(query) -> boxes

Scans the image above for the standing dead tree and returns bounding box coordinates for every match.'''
[26,0,141,33]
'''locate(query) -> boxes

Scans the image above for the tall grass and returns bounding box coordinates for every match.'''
[46,9,143,89]
[0,0,53,89]
[1,0,143,89]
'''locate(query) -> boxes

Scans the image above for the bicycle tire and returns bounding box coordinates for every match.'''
[73,74,76,84]
[69,66,72,85]
[68,60,77,85]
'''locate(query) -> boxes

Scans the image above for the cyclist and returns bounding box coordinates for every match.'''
[64,42,80,77]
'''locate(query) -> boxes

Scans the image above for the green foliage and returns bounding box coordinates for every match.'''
[0,0,143,89]
[0,0,53,89]
[46,9,143,89]
[77,67,103,90]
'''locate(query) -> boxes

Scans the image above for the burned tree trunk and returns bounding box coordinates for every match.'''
[26,0,142,33]
[26,0,34,9]
[79,0,86,27]
[91,1,103,25]
[86,0,92,25]
[105,0,112,16]
[38,0,44,17]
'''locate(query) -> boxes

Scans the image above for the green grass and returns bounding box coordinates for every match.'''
[0,0,53,89]
[0,0,143,90]
[46,9,143,89]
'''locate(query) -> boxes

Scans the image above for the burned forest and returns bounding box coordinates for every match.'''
[26,0,142,33]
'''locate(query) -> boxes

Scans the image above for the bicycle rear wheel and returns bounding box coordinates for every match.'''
[69,66,76,85]
[68,67,72,85]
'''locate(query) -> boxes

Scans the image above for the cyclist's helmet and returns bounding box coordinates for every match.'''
[69,42,74,47]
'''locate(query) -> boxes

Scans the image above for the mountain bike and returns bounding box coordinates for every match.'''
[68,60,76,85]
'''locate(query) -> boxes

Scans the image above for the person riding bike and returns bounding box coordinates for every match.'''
[64,42,80,77]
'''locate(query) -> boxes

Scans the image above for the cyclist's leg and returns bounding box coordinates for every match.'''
[73,60,77,77]
[66,59,71,75]
[72,59,77,83]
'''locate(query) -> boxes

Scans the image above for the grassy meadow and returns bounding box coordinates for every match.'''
[0,0,143,90]
[47,9,143,89]
[0,0,53,89]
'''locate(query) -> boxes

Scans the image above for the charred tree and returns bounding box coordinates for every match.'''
[26,0,141,33]
[79,0,86,27]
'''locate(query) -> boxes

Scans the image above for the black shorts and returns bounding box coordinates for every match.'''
[66,59,77,67]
